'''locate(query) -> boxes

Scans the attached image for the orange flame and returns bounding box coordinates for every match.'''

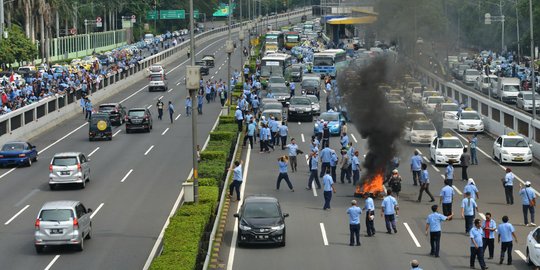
[355,171,385,196]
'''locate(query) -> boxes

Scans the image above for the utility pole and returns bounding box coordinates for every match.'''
[515,0,521,63]
[240,0,244,84]
[530,0,536,123]
[226,0,234,114]
[0,0,4,41]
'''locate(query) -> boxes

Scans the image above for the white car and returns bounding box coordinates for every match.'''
[411,86,423,104]
[404,120,437,145]
[516,91,540,112]
[429,135,464,165]
[443,109,484,133]
[421,91,439,104]
[422,96,444,114]
[147,64,165,76]
[463,69,481,85]
[527,226,540,266]
[493,134,533,164]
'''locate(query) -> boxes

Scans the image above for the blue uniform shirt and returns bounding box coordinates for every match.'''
[364,197,375,211]
[470,137,478,149]
[463,184,479,199]
[287,144,298,156]
[278,161,288,173]
[481,219,497,239]
[446,165,454,180]
[411,155,422,171]
[235,109,243,120]
[351,156,360,171]
[426,212,447,232]
[251,99,259,108]
[341,135,349,147]
[520,187,536,205]
[498,222,515,242]
[330,151,338,167]
[381,196,398,215]
[461,197,477,216]
[259,127,267,140]
[420,169,429,184]
[247,122,256,136]
[233,165,243,182]
[504,172,514,186]
[323,174,333,191]
[440,186,454,204]
[310,156,319,171]
[279,125,288,136]
[347,206,362,225]
[470,227,483,247]
[320,147,332,163]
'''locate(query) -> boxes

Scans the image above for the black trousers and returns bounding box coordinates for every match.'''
[289,156,297,172]
[482,238,494,258]
[465,215,474,233]
[308,170,321,189]
[276,172,293,190]
[365,210,375,236]
[500,241,513,264]
[228,180,242,200]
[280,136,287,149]
[352,169,360,185]
[504,185,514,204]
[349,224,360,245]
[417,183,435,201]
[322,138,329,148]
[412,170,421,185]
[331,166,336,183]
[243,135,253,148]
[320,162,330,177]
[442,203,452,216]
[340,166,351,183]
[462,166,469,180]
[157,108,163,120]
[237,120,243,132]
[470,246,486,268]
[430,231,441,256]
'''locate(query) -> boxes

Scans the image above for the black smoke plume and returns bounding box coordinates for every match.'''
[337,58,407,184]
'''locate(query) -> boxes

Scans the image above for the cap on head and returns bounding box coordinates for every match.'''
[392,169,398,174]
[526,181,532,186]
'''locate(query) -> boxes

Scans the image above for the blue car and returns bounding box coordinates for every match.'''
[0,141,38,167]
[314,111,344,136]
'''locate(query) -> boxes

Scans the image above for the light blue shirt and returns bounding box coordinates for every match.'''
[481,219,497,239]
[519,187,536,205]
[411,155,422,171]
[381,196,398,215]
[420,170,429,184]
[235,109,243,120]
[470,137,477,149]
[330,151,338,167]
[310,156,318,171]
[464,184,479,200]
[287,143,298,156]
[364,197,375,211]
[504,172,514,186]
[341,135,349,147]
[498,222,515,242]
[320,147,332,163]
[347,206,362,225]
[446,165,454,179]
[269,119,279,132]
[278,161,288,173]
[259,128,267,140]
[279,125,288,136]
[251,99,259,108]
[426,212,447,232]
[440,185,454,204]
[351,156,360,171]
[470,227,483,247]
[461,197,477,216]
[247,122,256,136]
[233,165,243,182]
[323,174,333,191]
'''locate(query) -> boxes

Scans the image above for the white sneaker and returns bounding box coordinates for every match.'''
[531,223,537,226]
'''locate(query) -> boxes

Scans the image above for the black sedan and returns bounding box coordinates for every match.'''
[234,195,288,247]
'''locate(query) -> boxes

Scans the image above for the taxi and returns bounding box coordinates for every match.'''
[410,86,423,104]
[443,108,484,133]
[422,95,444,114]
[429,133,464,165]
[404,120,438,145]
[493,133,533,164]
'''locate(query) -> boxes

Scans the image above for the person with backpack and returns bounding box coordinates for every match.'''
[386,169,402,198]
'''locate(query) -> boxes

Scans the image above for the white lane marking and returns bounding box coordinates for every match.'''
[44,255,60,270]
[168,88,173,93]
[38,122,88,154]
[323,88,327,94]
[165,38,225,75]
[120,169,134,183]
[431,165,440,172]
[319,223,329,246]
[515,250,527,261]
[158,95,164,100]
[453,185,463,195]
[226,148,252,270]
[144,145,155,156]
[219,66,222,70]
[210,76,214,80]
[175,114,182,120]
[88,147,100,157]
[312,182,318,197]
[422,156,430,163]
[147,105,153,109]
[161,128,169,136]
[15,189,39,207]
[176,82,180,86]
[415,148,423,155]
[119,86,147,104]
[90,203,104,219]
[4,205,30,225]
[351,133,358,143]
[113,129,122,137]
[305,154,309,165]
[0,168,16,179]
[301,133,305,142]
[403,222,421,247]
[478,213,486,220]
[215,71,219,74]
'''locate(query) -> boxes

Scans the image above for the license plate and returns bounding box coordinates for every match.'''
[468,128,476,131]
[257,235,268,240]
[61,171,70,175]
[514,157,524,161]
[50,229,63,234]
[449,159,457,163]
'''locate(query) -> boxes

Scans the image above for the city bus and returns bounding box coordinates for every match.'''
[312,49,348,78]
[284,31,301,50]
[264,31,285,53]
[260,53,292,87]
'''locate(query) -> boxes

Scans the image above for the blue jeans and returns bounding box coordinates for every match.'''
[323,191,332,209]
[470,148,478,165]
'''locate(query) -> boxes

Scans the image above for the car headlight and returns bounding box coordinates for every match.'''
[239,224,252,231]
[410,132,418,137]
[271,224,285,230]
[501,150,509,154]
[436,151,442,156]
[459,122,465,125]
[289,107,296,111]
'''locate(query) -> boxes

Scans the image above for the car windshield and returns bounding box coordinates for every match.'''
[40,209,73,222]
[503,138,528,147]
[466,70,480,76]
[461,112,480,120]
[413,122,435,130]
[292,66,302,72]
[262,112,282,121]
[269,77,285,84]
[441,104,458,111]
[503,85,520,92]
[129,110,145,117]
[306,96,318,103]
[427,97,444,104]
[320,113,339,121]
[523,93,540,100]
[1,143,25,151]
[387,95,401,102]
[243,202,281,218]
[149,66,162,72]
[438,139,463,148]
[313,56,333,66]
[150,76,163,81]
[99,105,115,112]
[291,98,311,105]
[422,92,437,98]
[52,157,78,166]
[302,79,319,88]
[270,87,289,94]
[264,104,282,110]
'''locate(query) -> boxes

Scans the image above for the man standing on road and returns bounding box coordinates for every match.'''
[469,219,487,270]
[235,106,244,132]
[461,191,478,233]
[340,148,351,183]
[439,180,454,216]
[156,99,164,120]
[352,151,361,185]
[464,178,480,200]
[322,169,335,210]
[519,181,536,226]
[276,156,294,192]
[363,193,375,237]
[330,149,338,183]
[417,163,435,202]
[502,168,514,205]
[243,119,256,149]
[445,160,454,187]
[469,134,479,165]
[228,160,243,202]
[167,101,174,124]
[322,123,330,148]
[279,122,288,150]
[481,212,496,259]
[307,152,321,190]
[319,145,332,178]
[410,150,422,186]
[285,138,302,172]
[340,132,349,148]
[460,147,471,181]
[498,215,518,265]
[425,204,453,257]
[84,98,92,120]
[347,199,362,246]
[381,190,399,234]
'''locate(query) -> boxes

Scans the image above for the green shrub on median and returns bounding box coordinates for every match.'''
[200,150,227,162]
[209,131,236,142]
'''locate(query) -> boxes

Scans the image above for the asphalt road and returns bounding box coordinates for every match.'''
[224,81,540,269]
[0,32,242,270]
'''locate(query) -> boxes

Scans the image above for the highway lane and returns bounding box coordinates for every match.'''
[226,88,540,269]
[0,31,242,270]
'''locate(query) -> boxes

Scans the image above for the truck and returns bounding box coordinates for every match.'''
[496,77,520,104]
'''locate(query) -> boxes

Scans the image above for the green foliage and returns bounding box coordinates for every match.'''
[210,131,237,142]
[205,140,233,152]
[215,123,237,133]
[199,162,226,181]
[200,150,227,161]
[219,115,235,124]
[0,25,37,65]
[198,178,218,187]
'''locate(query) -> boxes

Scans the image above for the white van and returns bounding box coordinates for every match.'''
[497,77,520,103]
[144,33,155,45]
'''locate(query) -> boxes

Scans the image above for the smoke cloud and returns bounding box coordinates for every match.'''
[337,58,407,183]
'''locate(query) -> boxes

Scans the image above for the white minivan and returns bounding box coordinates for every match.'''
[496,77,520,103]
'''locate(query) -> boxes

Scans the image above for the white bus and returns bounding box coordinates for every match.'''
[260,53,292,86]
[312,49,347,78]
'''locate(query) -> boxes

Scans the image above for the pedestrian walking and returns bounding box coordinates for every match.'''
[259,123,269,153]
[410,150,422,186]
[341,121,348,136]
[264,123,273,151]
[276,156,294,191]
[235,106,244,132]
[185,96,192,116]
[425,204,453,257]
[315,120,323,142]
[219,86,227,107]
[322,169,335,210]
[460,147,471,181]
[330,149,338,183]
[269,117,280,146]
[251,96,259,117]
[156,99,164,120]
[347,199,362,246]
[381,190,399,234]
[519,181,536,226]
[352,150,361,185]
[340,148,351,183]
[197,92,204,114]
[410,260,423,270]
[167,101,174,123]
[279,121,288,149]
[470,219,487,270]
[464,178,480,200]
[307,152,321,190]
[481,212,496,259]
[469,134,479,165]
[320,145,332,178]
[363,193,375,237]
[386,169,402,198]
[417,163,435,202]
[461,191,478,233]
[502,168,514,205]
[243,119,256,149]
[340,132,349,148]
[445,160,454,187]
[498,215,518,265]
[228,160,243,201]
[284,138,303,172]
[439,180,454,216]
[84,98,92,120]
[322,123,330,148]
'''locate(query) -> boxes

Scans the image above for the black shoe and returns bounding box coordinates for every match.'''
[429,199,435,202]
[393,228,397,233]
[413,183,418,186]
[356,243,361,246]
[386,231,392,234]
[349,243,354,246]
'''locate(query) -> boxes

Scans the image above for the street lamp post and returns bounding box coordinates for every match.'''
[226,0,234,114]
[530,0,536,122]
[240,0,244,83]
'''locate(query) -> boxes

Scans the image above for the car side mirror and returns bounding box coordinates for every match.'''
[233,213,239,218]
[283,213,289,218]
[87,208,93,213]
[496,143,501,147]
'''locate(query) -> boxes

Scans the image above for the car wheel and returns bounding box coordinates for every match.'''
[527,248,533,265]
[35,245,44,254]
[80,180,86,189]
[27,158,32,167]
[126,129,130,134]
[280,232,286,247]
[498,154,503,165]
[76,238,84,252]
[85,225,92,240]
[49,184,55,190]
[33,155,38,162]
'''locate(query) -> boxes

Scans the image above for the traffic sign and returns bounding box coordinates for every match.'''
[194,10,199,19]
[96,16,102,22]
[160,10,185,19]
[96,16,102,27]
[147,11,158,20]
[131,15,136,23]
